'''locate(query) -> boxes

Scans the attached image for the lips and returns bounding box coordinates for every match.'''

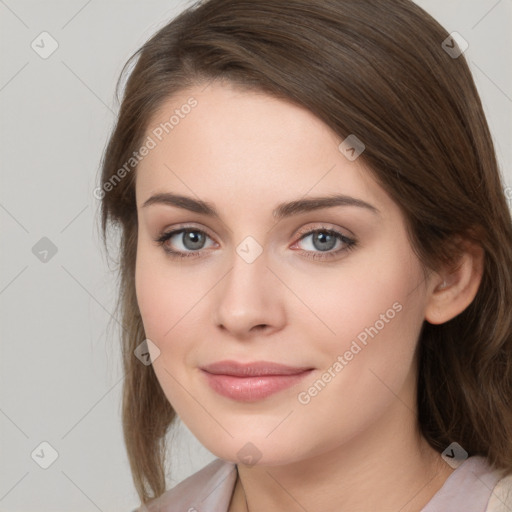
[200,360,314,401]
[200,360,313,377]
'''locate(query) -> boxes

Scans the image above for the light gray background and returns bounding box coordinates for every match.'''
[0,0,510,510]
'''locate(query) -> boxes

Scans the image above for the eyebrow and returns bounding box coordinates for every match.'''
[141,192,380,219]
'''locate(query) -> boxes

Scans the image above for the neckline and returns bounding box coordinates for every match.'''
[230,456,501,512]
[420,455,502,511]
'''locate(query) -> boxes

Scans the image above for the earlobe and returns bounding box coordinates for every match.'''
[424,241,485,325]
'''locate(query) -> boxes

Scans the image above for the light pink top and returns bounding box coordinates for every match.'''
[139,455,512,512]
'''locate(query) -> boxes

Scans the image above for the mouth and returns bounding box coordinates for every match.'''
[200,360,314,401]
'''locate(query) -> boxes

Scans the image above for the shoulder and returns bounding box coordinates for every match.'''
[137,458,238,512]
[486,473,512,512]
[421,455,510,512]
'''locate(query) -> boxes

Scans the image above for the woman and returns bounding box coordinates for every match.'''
[98,0,512,510]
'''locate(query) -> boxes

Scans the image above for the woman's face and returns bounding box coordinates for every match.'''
[134,81,434,466]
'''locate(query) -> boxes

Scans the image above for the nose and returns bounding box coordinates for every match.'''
[212,247,286,339]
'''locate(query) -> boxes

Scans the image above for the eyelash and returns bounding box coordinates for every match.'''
[153,225,357,261]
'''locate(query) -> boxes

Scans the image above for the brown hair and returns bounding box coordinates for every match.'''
[98,0,512,504]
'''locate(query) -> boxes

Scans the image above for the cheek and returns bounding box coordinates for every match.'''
[135,243,201,341]
[134,244,216,399]
[135,246,167,338]
[134,250,196,406]
[289,248,425,355]
[291,248,427,412]
[288,266,425,454]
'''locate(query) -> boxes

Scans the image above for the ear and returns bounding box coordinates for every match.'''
[424,238,485,325]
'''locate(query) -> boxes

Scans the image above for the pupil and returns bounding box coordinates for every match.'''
[314,232,336,251]
[184,231,204,250]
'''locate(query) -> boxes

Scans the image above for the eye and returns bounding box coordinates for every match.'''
[291,226,357,261]
[154,227,216,259]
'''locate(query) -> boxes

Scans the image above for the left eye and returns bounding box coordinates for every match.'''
[296,230,344,252]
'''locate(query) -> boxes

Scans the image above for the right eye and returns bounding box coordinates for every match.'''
[154,227,217,259]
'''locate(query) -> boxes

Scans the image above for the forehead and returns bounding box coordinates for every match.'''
[135,82,392,215]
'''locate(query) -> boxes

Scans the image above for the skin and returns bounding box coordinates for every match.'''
[134,81,484,512]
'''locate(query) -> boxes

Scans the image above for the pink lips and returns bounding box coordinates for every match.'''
[200,360,314,402]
